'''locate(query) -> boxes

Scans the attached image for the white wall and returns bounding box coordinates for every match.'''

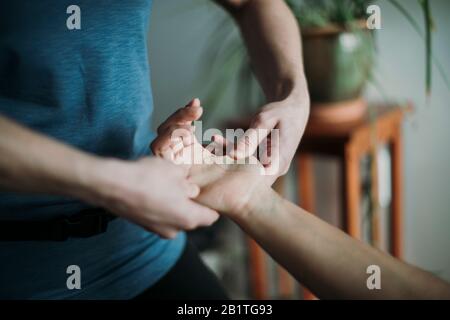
[148,0,450,281]
[367,0,450,281]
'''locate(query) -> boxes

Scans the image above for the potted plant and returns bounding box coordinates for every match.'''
[199,0,445,124]
[288,0,374,122]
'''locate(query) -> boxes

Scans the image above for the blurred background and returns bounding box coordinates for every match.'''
[148,0,450,298]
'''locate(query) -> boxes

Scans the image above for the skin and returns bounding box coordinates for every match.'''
[152,0,310,183]
[0,116,218,239]
[159,135,450,300]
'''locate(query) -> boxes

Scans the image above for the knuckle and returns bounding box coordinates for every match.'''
[254,114,266,126]
[163,230,178,239]
[151,140,166,154]
[171,125,190,138]
[255,112,270,126]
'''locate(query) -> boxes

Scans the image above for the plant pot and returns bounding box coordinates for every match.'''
[302,21,374,122]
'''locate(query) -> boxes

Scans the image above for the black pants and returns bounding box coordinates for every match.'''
[134,241,229,300]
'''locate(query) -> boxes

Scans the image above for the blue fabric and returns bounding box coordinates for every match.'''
[0,0,186,299]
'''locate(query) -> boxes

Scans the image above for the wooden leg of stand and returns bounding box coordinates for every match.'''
[248,237,268,300]
[297,154,316,300]
[342,145,362,239]
[390,127,403,258]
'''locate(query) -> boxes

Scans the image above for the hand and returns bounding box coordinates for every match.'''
[88,157,219,239]
[150,98,271,217]
[155,130,268,219]
[230,96,309,182]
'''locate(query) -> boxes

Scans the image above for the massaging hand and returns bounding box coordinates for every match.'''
[93,157,218,239]
[229,97,309,182]
[150,98,308,184]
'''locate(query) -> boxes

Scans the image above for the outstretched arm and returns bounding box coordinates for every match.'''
[153,107,450,299]
[180,138,450,299]
[237,188,450,299]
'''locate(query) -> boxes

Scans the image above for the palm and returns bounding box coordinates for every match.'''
[171,138,266,217]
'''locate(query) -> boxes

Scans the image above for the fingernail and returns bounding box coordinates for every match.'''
[192,98,200,106]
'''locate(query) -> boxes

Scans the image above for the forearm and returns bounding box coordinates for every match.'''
[226,0,307,102]
[237,188,450,299]
[0,115,107,204]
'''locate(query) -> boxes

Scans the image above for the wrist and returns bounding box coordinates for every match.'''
[232,184,279,224]
[268,75,309,105]
[70,156,127,207]
[288,77,310,109]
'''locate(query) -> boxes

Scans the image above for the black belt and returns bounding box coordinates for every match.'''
[0,208,117,241]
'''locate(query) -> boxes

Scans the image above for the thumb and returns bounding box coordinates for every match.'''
[157,100,203,134]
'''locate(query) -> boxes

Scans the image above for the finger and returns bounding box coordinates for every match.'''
[263,129,282,177]
[259,136,271,167]
[171,138,185,154]
[230,128,268,160]
[150,225,180,239]
[160,147,174,162]
[157,101,203,134]
[181,201,219,228]
[212,134,229,148]
[183,181,200,198]
[230,115,277,160]
[170,161,191,177]
[151,125,194,155]
[210,134,231,156]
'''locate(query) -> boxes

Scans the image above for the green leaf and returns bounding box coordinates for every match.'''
[419,0,432,95]
[387,0,449,91]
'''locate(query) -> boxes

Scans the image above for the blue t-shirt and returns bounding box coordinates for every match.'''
[0,0,186,299]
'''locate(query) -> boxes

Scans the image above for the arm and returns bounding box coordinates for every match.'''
[216,0,310,178]
[238,188,450,299]
[0,115,217,238]
[216,0,306,103]
[0,115,100,199]
[152,1,310,179]
[174,137,450,300]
